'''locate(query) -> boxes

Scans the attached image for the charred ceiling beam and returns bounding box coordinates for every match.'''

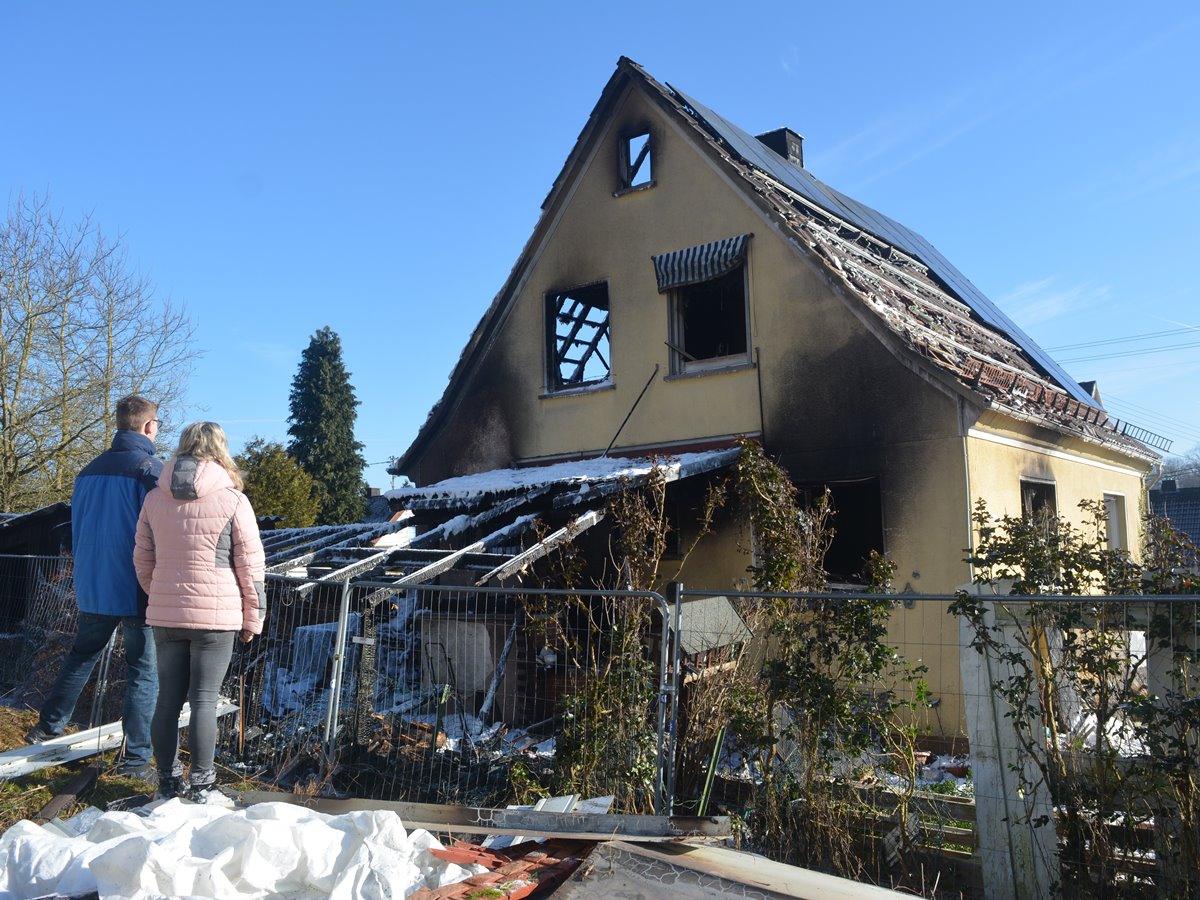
[476,509,606,586]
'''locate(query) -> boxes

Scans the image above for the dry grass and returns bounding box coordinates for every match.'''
[0,706,159,832]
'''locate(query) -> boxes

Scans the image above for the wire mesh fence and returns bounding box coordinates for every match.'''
[217,579,675,814]
[0,553,142,730]
[5,554,1198,897]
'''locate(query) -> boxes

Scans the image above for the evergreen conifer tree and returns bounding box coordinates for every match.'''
[237,438,320,528]
[287,327,366,524]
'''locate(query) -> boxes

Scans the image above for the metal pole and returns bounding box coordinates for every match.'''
[324,579,352,749]
[652,590,669,815]
[653,582,682,815]
[665,581,683,815]
[88,631,118,729]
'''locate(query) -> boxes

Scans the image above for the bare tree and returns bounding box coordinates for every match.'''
[0,194,197,512]
[1162,445,1200,488]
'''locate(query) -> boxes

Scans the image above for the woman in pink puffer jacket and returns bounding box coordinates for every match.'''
[134,421,265,801]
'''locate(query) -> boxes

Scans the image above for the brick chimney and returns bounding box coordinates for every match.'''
[756,127,804,167]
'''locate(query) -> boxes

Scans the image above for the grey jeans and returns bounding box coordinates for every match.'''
[151,627,236,785]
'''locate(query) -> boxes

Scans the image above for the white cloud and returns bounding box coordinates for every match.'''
[998,278,1112,327]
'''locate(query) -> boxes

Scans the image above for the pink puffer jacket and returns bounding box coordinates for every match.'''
[134,456,266,633]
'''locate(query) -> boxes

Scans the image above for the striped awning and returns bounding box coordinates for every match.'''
[651,233,751,293]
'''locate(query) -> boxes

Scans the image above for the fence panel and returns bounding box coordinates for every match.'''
[0,554,96,712]
[223,579,675,814]
[11,555,1193,897]
[954,592,1200,899]
[215,576,353,785]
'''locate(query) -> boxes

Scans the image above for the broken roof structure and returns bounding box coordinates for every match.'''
[265,450,738,587]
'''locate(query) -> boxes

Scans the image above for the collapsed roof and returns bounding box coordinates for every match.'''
[265,450,738,588]
[392,58,1164,475]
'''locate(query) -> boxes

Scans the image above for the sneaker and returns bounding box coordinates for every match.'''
[185,782,224,804]
[118,763,157,785]
[156,774,186,801]
[24,723,59,744]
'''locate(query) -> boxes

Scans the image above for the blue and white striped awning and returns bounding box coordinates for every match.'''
[651,233,751,293]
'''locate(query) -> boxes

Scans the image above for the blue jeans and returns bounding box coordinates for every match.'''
[39,612,157,767]
[152,627,236,785]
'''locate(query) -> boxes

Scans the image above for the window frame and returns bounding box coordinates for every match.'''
[544,281,613,393]
[616,128,654,194]
[1019,477,1058,520]
[667,263,751,376]
[1103,492,1128,550]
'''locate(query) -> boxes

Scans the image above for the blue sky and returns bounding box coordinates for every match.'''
[6,3,1199,487]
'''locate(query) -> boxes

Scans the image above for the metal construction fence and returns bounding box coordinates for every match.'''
[4,554,1199,897]
[215,577,676,814]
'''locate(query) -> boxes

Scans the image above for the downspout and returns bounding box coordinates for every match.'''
[754,346,766,444]
[961,398,975,585]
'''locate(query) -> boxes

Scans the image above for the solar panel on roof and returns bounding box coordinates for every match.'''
[670,87,1094,407]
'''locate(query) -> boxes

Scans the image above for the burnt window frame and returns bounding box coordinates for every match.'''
[545,281,612,393]
[667,263,750,375]
[798,476,886,583]
[617,128,654,194]
[1020,478,1058,521]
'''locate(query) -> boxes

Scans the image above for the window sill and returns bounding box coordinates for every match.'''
[664,360,755,381]
[612,181,656,198]
[539,381,617,400]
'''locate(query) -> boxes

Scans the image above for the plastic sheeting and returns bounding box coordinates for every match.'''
[0,799,484,899]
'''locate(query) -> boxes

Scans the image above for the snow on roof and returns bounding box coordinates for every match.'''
[386,449,740,505]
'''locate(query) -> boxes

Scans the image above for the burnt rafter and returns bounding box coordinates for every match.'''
[549,284,611,388]
[265,449,739,589]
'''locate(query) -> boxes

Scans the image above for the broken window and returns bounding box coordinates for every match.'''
[800,477,885,582]
[669,266,748,373]
[1020,479,1057,520]
[620,130,653,190]
[652,234,752,375]
[545,282,611,391]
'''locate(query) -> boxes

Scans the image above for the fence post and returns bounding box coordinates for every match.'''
[1144,599,1199,896]
[323,579,353,750]
[654,582,683,816]
[958,589,1060,900]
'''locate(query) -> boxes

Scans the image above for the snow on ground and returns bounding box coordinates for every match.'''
[0,798,485,899]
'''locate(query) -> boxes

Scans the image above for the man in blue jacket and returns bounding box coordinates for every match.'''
[26,395,163,777]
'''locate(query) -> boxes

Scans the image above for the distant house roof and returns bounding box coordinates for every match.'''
[393,57,1163,474]
[0,503,71,556]
[1149,484,1200,550]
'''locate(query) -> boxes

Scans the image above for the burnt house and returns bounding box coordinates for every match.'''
[382,58,1161,729]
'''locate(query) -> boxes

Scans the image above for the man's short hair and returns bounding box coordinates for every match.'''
[115,395,158,432]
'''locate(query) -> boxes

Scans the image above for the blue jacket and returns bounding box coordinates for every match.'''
[71,431,163,616]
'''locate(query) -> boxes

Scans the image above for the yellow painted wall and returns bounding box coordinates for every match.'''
[966,411,1148,558]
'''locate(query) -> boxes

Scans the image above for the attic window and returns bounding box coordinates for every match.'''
[619,131,653,191]
[546,282,611,391]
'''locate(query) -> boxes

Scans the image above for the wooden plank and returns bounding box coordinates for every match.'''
[233,790,730,840]
[33,763,102,824]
